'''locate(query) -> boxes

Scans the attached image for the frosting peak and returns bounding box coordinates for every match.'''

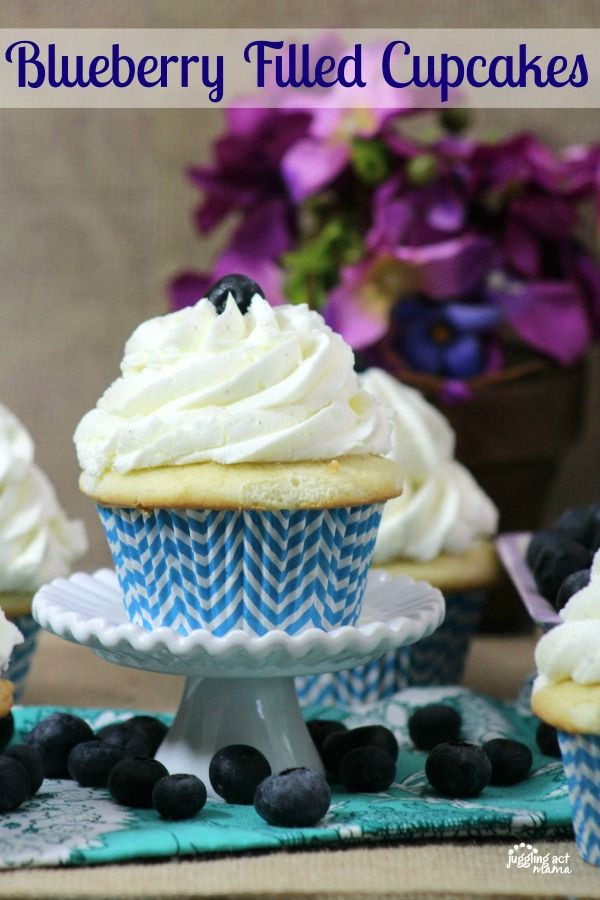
[74,296,391,477]
[360,369,498,564]
[0,403,88,592]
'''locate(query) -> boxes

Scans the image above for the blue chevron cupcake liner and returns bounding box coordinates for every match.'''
[558,731,600,866]
[5,614,40,702]
[97,503,383,637]
[296,590,483,706]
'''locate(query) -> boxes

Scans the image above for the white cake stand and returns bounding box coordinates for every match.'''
[33,569,444,794]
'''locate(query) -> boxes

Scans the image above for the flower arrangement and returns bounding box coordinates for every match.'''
[170,99,600,403]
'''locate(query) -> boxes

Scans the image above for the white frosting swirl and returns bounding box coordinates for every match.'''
[0,403,88,592]
[0,608,23,672]
[360,369,498,564]
[534,549,600,688]
[74,296,391,477]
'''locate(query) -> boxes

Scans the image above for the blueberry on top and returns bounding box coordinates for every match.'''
[206,274,265,315]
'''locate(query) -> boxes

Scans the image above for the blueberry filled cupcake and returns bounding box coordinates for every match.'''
[0,403,87,697]
[74,276,402,637]
[532,549,600,866]
[297,369,499,706]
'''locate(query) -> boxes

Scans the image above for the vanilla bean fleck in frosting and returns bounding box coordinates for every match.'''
[74,296,391,478]
[360,369,498,563]
[0,403,87,592]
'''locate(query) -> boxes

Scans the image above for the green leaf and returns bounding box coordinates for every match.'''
[350,138,390,185]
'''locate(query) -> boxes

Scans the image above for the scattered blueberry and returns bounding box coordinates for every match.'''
[555,507,599,550]
[97,723,151,758]
[526,530,559,570]
[0,712,14,753]
[321,725,399,779]
[254,767,331,827]
[535,722,561,758]
[425,742,492,798]
[68,740,124,788]
[482,738,533,786]
[126,716,168,756]
[307,719,348,755]
[5,744,44,796]
[555,568,591,612]
[152,774,207,820]
[25,713,95,778]
[408,704,462,751]
[0,756,30,812]
[532,536,590,603]
[108,757,169,808]
[206,274,265,315]
[209,744,271,805]
[339,746,396,792]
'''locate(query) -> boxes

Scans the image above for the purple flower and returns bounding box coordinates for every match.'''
[391,295,501,379]
[188,107,311,233]
[394,235,493,300]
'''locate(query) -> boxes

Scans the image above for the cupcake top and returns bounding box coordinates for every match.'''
[74,292,391,481]
[534,549,600,689]
[0,607,23,673]
[361,369,498,564]
[0,403,88,592]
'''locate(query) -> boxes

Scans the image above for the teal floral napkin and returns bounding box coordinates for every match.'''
[0,686,571,868]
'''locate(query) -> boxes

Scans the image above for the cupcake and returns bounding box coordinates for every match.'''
[532,549,600,866]
[0,403,87,698]
[0,606,23,748]
[74,276,402,637]
[297,369,498,706]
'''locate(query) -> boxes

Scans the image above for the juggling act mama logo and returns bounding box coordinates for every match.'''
[506,843,572,875]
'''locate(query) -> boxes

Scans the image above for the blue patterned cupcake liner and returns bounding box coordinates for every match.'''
[558,731,600,866]
[296,590,484,706]
[97,503,383,637]
[5,614,40,702]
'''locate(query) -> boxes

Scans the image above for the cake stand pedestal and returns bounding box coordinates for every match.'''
[33,569,444,793]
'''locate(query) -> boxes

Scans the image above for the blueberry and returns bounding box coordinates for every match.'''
[408,704,462,751]
[97,723,151,758]
[532,536,590,603]
[68,740,124,787]
[482,738,533,786]
[125,715,168,757]
[306,719,347,755]
[0,756,30,812]
[25,713,94,778]
[4,744,44,796]
[254,767,331,827]
[206,274,265,315]
[339,746,396,792]
[108,757,169,808]
[555,507,599,550]
[536,722,561,758]
[555,569,591,612]
[209,744,271,805]
[0,712,14,753]
[321,725,398,779]
[152,774,207,820]
[526,530,559,570]
[425,741,492,798]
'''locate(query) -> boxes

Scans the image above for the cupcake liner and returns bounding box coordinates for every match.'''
[97,503,383,637]
[296,590,484,706]
[4,614,40,702]
[558,731,600,866]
